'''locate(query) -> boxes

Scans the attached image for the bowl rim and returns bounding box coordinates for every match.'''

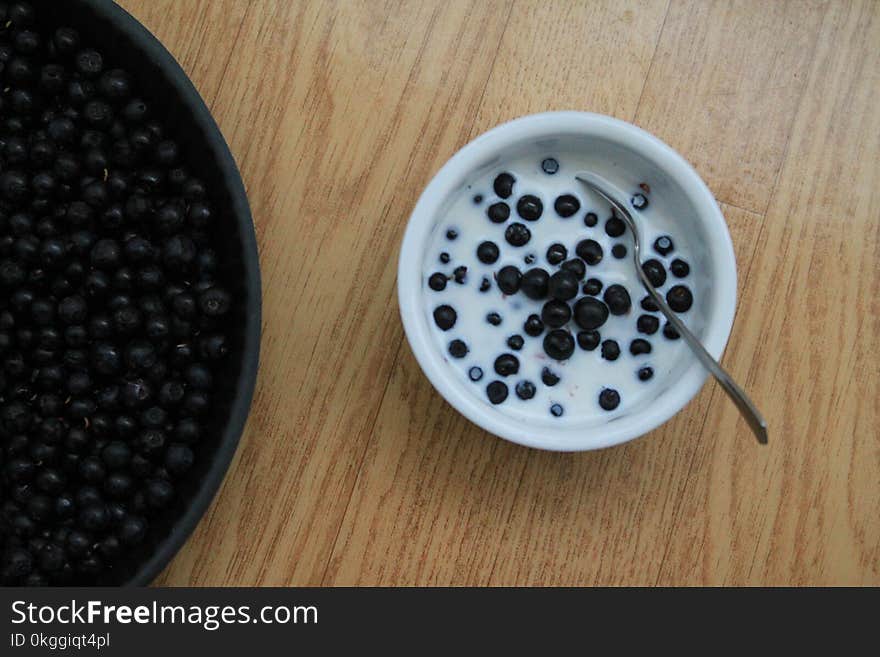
[397,111,736,452]
[71,0,262,584]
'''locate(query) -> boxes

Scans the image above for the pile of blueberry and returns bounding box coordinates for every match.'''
[429,163,693,415]
[0,2,235,584]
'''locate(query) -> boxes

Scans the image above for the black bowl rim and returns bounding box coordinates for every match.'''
[71,0,262,585]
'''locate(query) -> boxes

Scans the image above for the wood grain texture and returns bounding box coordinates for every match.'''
[657,0,880,585]
[114,0,880,586]
[635,0,826,213]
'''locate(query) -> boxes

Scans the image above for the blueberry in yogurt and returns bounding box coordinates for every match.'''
[666,285,693,312]
[560,258,586,280]
[433,305,456,330]
[573,297,609,330]
[575,239,603,265]
[654,235,674,256]
[636,315,660,335]
[631,193,649,210]
[641,259,667,287]
[601,339,621,361]
[486,381,508,404]
[496,266,522,294]
[494,354,519,376]
[583,278,603,296]
[541,158,559,175]
[516,195,543,221]
[554,194,580,218]
[603,284,632,316]
[577,330,601,351]
[421,154,698,420]
[599,388,621,411]
[523,314,544,336]
[641,295,659,312]
[630,338,652,356]
[548,270,579,301]
[448,340,468,358]
[428,272,447,291]
[546,243,567,265]
[477,241,500,264]
[515,380,537,400]
[541,367,560,387]
[521,268,550,300]
[541,300,572,328]
[505,222,531,247]
[543,329,575,361]
[493,172,516,199]
[605,215,626,237]
[670,259,690,278]
[487,202,510,223]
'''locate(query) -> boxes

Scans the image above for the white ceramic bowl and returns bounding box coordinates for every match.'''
[398,112,736,451]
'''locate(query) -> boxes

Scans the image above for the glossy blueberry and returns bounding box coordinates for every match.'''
[541,367,559,387]
[487,202,510,223]
[582,278,603,296]
[523,314,544,337]
[554,194,580,218]
[521,268,549,300]
[505,222,531,247]
[630,338,652,355]
[666,285,693,312]
[496,265,522,295]
[636,314,660,335]
[575,239,602,265]
[477,241,500,264]
[515,380,536,400]
[605,215,626,237]
[601,339,621,361]
[546,243,567,265]
[493,172,515,199]
[448,340,468,358]
[641,259,667,287]
[541,299,572,328]
[598,388,620,411]
[603,284,631,315]
[486,380,508,404]
[541,158,559,174]
[433,305,456,330]
[576,330,600,351]
[573,297,609,330]
[653,235,674,256]
[543,329,575,361]
[560,258,586,280]
[670,259,690,278]
[516,195,542,221]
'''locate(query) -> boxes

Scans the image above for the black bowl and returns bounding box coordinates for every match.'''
[28,0,262,585]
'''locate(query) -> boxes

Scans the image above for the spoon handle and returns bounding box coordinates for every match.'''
[644,283,768,444]
[576,173,768,444]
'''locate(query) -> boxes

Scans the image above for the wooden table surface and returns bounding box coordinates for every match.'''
[118,0,879,586]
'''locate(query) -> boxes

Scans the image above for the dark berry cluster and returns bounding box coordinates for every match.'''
[0,2,235,585]
[429,165,694,415]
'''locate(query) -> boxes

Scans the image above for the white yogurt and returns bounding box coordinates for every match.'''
[421,152,697,425]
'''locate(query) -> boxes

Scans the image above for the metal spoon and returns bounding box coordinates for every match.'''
[576,172,768,444]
